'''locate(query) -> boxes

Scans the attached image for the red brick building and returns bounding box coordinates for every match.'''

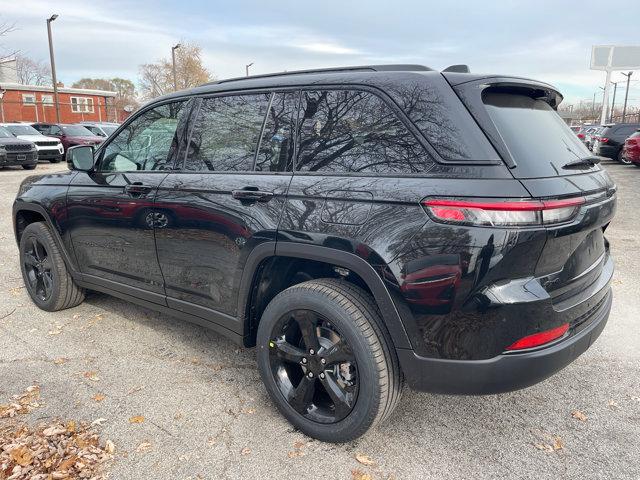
[0,83,118,124]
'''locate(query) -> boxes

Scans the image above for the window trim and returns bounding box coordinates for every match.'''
[41,94,54,106]
[70,96,95,113]
[22,94,36,106]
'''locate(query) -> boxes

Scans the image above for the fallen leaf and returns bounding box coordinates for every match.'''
[105,440,116,454]
[129,415,145,424]
[608,400,619,409]
[66,420,76,433]
[351,469,373,480]
[553,436,564,451]
[242,407,256,415]
[48,328,62,336]
[53,357,67,365]
[571,410,587,421]
[93,393,106,402]
[293,441,305,450]
[90,418,107,426]
[287,450,304,458]
[43,425,66,436]
[355,453,376,466]
[9,445,33,466]
[83,371,100,382]
[135,441,152,452]
[534,443,554,453]
[240,447,251,455]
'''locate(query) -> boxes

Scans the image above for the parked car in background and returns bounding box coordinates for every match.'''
[570,125,580,133]
[31,123,104,152]
[622,130,640,167]
[13,65,616,442]
[78,122,120,138]
[585,125,607,151]
[593,123,640,163]
[0,126,38,170]
[576,124,596,146]
[1,123,64,163]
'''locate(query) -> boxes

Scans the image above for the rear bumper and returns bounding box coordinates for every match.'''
[397,288,612,395]
[37,150,63,161]
[595,144,620,159]
[0,152,38,166]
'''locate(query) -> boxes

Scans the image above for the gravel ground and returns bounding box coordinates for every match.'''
[0,161,638,480]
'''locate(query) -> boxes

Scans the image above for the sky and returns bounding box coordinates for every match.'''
[1,0,639,106]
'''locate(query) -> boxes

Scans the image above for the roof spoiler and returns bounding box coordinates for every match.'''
[442,64,470,73]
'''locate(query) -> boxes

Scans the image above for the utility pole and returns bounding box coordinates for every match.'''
[171,43,181,91]
[245,62,254,77]
[621,71,633,123]
[46,14,61,123]
[591,91,597,121]
[609,81,619,123]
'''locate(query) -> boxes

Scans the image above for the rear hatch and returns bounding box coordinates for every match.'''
[446,74,616,306]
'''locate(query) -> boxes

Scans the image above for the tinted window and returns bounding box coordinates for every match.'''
[100,101,187,172]
[185,94,270,172]
[49,126,62,135]
[614,125,639,137]
[296,90,430,174]
[483,92,592,177]
[255,92,297,172]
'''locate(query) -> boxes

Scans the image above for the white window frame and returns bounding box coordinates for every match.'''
[22,94,36,105]
[41,94,54,106]
[70,96,94,113]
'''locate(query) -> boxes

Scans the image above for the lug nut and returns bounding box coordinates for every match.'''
[301,357,307,364]
[320,358,326,365]
[308,372,314,378]
[309,349,315,355]
[319,372,325,379]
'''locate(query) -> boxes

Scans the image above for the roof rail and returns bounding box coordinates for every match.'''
[442,64,470,73]
[210,64,432,86]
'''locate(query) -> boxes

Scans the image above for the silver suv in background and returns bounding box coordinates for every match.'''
[78,122,119,138]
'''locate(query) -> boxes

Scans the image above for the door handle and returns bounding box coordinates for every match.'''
[231,187,274,203]
[124,182,153,196]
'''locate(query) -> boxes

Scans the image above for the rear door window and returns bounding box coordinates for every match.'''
[185,94,271,172]
[482,91,594,177]
[296,89,433,174]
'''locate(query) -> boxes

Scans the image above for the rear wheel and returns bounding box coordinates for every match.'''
[256,279,402,442]
[22,164,37,170]
[19,222,85,311]
[49,157,62,163]
[619,150,631,164]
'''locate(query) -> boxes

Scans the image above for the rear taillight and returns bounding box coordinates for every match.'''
[600,137,609,143]
[577,133,585,139]
[506,323,569,351]
[422,197,585,227]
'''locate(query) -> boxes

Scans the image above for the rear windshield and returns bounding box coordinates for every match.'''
[483,92,592,177]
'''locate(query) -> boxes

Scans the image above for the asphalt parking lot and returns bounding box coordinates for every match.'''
[0,161,638,480]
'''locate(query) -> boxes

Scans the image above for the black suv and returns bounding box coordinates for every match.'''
[594,122,640,163]
[0,126,38,170]
[13,65,616,442]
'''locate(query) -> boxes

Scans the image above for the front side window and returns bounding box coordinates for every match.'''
[296,90,429,174]
[185,94,271,172]
[255,92,298,172]
[100,101,187,172]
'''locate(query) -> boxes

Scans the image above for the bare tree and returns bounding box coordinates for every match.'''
[15,55,51,85]
[0,21,17,62]
[139,42,213,100]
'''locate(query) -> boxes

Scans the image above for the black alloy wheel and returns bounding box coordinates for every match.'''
[268,309,358,424]
[23,237,54,302]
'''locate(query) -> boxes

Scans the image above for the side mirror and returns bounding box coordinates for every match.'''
[66,145,95,171]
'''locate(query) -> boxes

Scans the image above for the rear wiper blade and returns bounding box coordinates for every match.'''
[562,156,603,169]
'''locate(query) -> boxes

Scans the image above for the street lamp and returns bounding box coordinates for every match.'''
[46,14,61,123]
[171,43,181,91]
[246,62,254,77]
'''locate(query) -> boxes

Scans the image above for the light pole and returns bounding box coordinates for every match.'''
[245,62,254,77]
[621,72,633,123]
[610,80,620,123]
[46,14,61,123]
[171,43,181,91]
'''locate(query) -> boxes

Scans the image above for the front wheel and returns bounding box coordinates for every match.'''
[256,279,402,442]
[22,164,37,170]
[19,222,85,311]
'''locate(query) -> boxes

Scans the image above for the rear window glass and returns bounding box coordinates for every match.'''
[483,92,592,177]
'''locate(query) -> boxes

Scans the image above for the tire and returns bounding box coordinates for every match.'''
[22,164,37,170]
[19,222,85,311]
[256,278,402,442]
[49,158,62,163]
[619,150,631,165]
